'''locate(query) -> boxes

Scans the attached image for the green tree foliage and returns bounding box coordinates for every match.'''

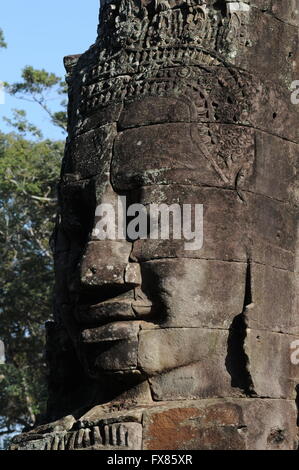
[0,30,7,48]
[3,109,43,139]
[0,32,66,440]
[0,132,63,434]
[5,66,67,131]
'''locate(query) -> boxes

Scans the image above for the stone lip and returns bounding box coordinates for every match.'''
[80,320,142,343]
[75,299,153,326]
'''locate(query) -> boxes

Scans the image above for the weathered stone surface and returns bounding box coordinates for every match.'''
[245,329,299,399]
[79,405,143,426]
[138,327,229,377]
[127,184,296,275]
[11,422,143,451]
[113,122,255,190]
[119,95,196,130]
[80,321,140,372]
[241,131,299,205]
[59,177,96,242]
[130,185,248,262]
[251,0,299,27]
[11,398,298,450]
[75,102,123,135]
[67,124,117,179]
[78,64,299,142]
[81,321,140,344]
[75,298,136,326]
[246,263,299,335]
[138,259,247,329]
[142,399,299,450]
[247,193,297,271]
[143,404,247,450]
[228,6,299,87]
[80,240,133,287]
[148,362,243,401]
[145,327,299,401]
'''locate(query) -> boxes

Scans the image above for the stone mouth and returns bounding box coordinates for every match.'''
[80,320,142,344]
[74,298,154,328]
[76,284,134,306]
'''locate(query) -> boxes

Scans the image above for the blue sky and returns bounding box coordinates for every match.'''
[0,0,100,140]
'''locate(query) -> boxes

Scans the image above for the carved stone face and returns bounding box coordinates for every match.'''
[54,0,299,403]
[58,81,253,398]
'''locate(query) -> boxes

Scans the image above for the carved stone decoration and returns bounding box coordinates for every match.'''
[12,0,299,450]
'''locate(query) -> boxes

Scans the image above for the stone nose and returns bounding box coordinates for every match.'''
[79,179,142,290]
[80,240,141,289]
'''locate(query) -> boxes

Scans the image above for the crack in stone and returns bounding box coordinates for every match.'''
[74,117,299,145]
[251,5,299,29]
[225,259,256,396]
[137,257,295,274]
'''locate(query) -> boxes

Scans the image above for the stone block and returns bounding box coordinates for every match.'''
[80,240,132,287]
[112,123,255,190]
[247,192,297,271]
[81,321,140,372]
[75,102,123,135]
[119,95,198,129]
[245,329,299,399]
[138,327,229,376]
[70,124,117,178]
[245,263,299,334]
[139,259,247,329]
[241,131,298,205]
[130,185,248,262]
[142,399,299,450]
[228,7,299,87]
[250,1,299,27]
[148,361,241,401]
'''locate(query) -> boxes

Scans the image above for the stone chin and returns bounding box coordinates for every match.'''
[77,319,199,382]
[78,320,142,380]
